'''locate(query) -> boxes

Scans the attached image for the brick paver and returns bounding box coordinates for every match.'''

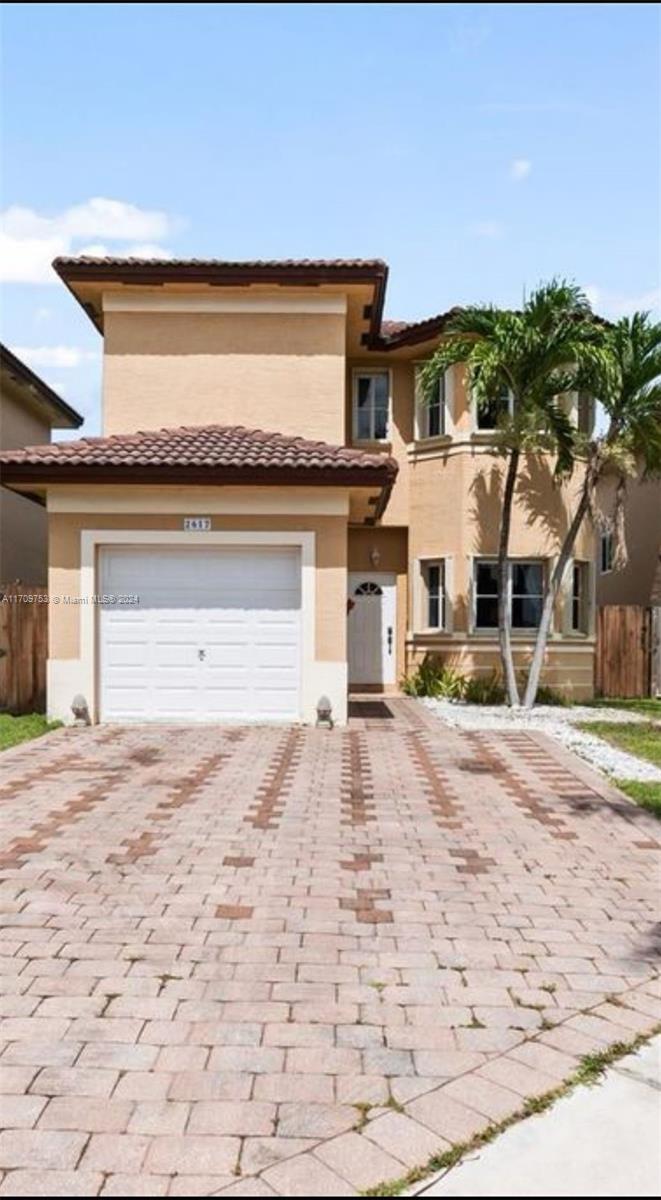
[0,699,659,1194]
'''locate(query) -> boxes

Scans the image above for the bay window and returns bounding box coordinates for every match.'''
[415,367,445,439]
[475,385,513,431]
[571,561,589,633]
[474,559,544,630]
[420,559,445,630]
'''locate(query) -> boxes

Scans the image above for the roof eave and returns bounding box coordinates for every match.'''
[0,462,397,489]
[52,258,390,340]
[0,344,84,428]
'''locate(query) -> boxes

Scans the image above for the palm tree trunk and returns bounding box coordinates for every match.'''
[522,473,592,709]
[498,449,520,706]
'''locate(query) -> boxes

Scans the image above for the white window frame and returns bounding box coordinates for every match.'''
[600,532,614,574]
[414,365,453,440]
[418,558,447,632]
[570,559,590,634]
[472,557,545,633]
[352,369,391,443]
[472,386,514,432]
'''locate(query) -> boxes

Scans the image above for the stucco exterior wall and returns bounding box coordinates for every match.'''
[596,473,661,606]
[103,308,347,443]
[405,639,594,700]
[48,507,347,663]
[0,386,51,584]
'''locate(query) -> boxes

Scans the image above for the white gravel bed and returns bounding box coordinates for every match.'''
[422,699,661,783]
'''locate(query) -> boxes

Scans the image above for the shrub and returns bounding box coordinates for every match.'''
[401,657,467,700]
[463,671,506,705]
[534,683,569,706]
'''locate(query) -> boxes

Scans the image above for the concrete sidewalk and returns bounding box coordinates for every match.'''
[411,1037,661,1197]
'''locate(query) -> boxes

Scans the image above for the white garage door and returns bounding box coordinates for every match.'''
[99,546,301,722]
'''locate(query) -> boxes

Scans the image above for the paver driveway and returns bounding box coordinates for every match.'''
[0,698,659,1197]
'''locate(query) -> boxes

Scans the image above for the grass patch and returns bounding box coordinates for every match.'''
[0,712,62,752]
[361,1025,661,1196]
[614,778,661,818]
[577,720,661,768]
[583,697,661,719]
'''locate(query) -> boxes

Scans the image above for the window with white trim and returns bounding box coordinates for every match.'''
[353,371,390,441]
[475,385,513,431]
[420,559,445,630]
[474,559,544,630]
[415,366,445,439]
[600,533,613,574]
[571,561,589,633]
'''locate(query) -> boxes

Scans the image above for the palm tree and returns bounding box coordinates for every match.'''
[420,281,604,706]
[522,311,661,707]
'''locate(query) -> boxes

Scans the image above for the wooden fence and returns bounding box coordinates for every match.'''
[0,584,48,714]
[595,605,656,698]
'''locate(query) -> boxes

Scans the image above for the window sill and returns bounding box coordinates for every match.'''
[409,435,453,454]
[471,629,541,639]
[351,438,392,451]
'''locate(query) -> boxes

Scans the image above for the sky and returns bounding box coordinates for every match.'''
[1,2,659,436]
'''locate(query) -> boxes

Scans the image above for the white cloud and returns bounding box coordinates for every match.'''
[586,284,661,318]
[76,241,174,260]
[0,231,69,283]
[470,220,504,239]
[10,345,99,369]
[122,243,174,260]
[510,158,532,181]
[0,198,179,284]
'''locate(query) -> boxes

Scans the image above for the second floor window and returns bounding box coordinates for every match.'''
[353,371,389,441]
[415,367,445,439]
[600,532,614,573]
[475,385,513,431]
[474,559,544,630]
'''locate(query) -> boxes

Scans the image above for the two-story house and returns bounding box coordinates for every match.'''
[0,343,83,584]
[0,257,596,725]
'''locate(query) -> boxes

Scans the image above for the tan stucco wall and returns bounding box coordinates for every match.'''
[0,386,51,584]
[596,473,661,606]
[406,639,594,700]
[48,509,347,664]
[103,310,346,443]
[408,449,593,633]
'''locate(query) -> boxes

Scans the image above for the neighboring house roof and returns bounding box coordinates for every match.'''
[376,309,463,348]
[0,422,398,490]
[51,256,456,350]
[0,343,83,429]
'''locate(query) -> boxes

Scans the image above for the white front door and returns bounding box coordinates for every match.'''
[347,572,396,686]
[99,546,301,722]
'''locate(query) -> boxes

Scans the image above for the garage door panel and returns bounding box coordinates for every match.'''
[104,652,150,673]
[99,546,301,722]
